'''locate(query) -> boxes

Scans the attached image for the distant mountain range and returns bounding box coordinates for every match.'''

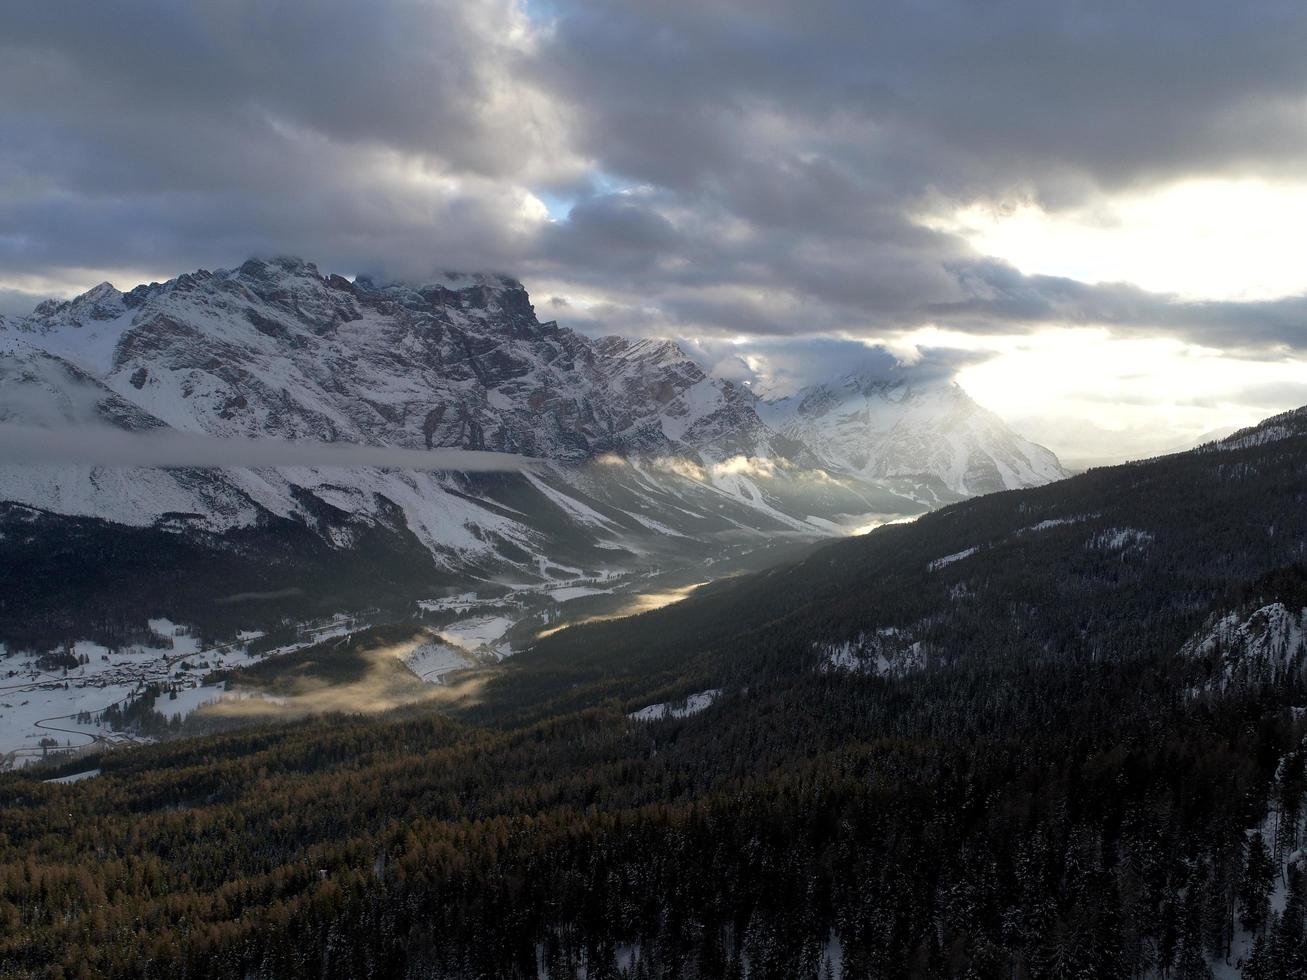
[0,256,1065,641]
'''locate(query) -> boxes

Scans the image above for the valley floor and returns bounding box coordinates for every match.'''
[0,561,737,770]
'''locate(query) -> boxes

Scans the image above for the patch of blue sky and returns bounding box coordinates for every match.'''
[533,170,634,221]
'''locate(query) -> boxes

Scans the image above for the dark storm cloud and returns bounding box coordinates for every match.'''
[540,0,1307,196]
[540,194,682,269]
[680,336,992,398]
[4,0,1307,376]
[1,1,552,177]
[937,260,1307,352]
[526,0,1307,355]
[0,0,565,285]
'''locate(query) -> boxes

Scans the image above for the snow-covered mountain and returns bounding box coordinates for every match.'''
[758,375,1067,503]
[1,259,835,533]
[3,258,788,462]
[0,257,1066,639]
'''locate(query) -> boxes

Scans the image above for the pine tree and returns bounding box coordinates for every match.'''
[1173,938,1215,980]
[1243,931,1271,980]
[1239,835,1276,934]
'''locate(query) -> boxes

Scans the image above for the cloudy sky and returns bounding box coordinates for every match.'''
[4,1,1307,465]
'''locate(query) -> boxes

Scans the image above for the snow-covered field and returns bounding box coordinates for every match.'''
[402,641,475,683]
[546,585,612,602]
[0,617,367,770]
[419,571,665,652]
[437,616,516,658]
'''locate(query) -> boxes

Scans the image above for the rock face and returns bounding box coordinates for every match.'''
[1182,601,1307,692]
[0,256,1068,633]
[5,258,798,464]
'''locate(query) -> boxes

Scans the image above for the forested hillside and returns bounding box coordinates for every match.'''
[2,409,1307,978]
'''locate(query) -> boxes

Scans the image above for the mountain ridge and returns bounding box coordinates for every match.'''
[0,256,1067,642]
[2,255,1063,483]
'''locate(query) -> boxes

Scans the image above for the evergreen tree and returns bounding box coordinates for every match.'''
[1240,834,1276,934]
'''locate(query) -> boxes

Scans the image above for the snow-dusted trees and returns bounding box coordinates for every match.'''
[1239,835,1275,934]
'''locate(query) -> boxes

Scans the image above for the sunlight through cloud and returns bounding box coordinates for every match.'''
[928,178,1307,302]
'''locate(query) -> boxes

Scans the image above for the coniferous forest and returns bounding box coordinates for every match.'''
[3,414,1307,978]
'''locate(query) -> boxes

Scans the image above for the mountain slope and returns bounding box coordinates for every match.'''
[485,399,1307,718]
[4,258,798,464]
[759,375,1067,502]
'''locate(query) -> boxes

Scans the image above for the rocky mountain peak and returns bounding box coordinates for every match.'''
[760,370,1066,501]
[0,254,1068,533]
[23,281,127,330]
[238,255,319,278]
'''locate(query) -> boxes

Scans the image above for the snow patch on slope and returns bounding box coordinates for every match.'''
[928,547,978,572]
[1087,527,1153,553]
[629,689,720,722]
[402,640,475,683]
[1182,603,1307,691]
[817,627,927,677]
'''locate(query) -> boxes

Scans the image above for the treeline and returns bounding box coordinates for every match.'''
[0,502,452,653]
